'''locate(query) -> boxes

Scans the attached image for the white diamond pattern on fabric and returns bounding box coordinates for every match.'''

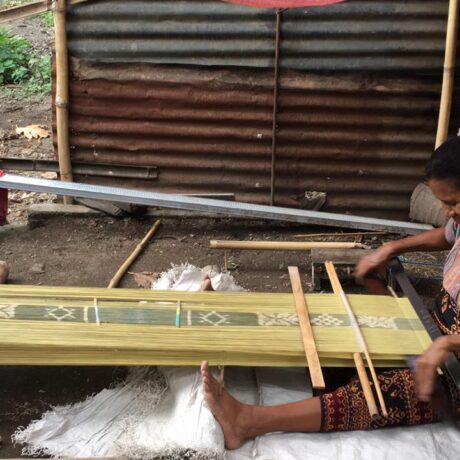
[310,313,344,327]
[357,315,397,330]
[44,306,76,321]
[257,313,299,326]
[198,311,230,326]
[0,304,16,319]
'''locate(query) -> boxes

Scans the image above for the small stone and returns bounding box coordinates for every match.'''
[29,263,45,274]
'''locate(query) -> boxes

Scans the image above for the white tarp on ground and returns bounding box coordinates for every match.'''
[12,265,459,459]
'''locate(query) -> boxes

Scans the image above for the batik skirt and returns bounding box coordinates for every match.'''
[319,289,460,431]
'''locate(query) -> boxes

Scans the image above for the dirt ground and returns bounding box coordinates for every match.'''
[0,212,446,457]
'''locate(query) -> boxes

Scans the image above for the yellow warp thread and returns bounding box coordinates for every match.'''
[0,285,432,367]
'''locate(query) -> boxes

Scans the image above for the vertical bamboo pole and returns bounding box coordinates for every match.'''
[435,0,459,148]
[269,9,282,206]
[53,0,73,204]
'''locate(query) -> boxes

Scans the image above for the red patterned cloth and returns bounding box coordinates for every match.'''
[222,0,344,8]
[320,290,460,431]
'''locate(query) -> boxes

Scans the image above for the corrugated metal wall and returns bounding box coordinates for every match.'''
[67,0,450,72]
[59,0,459,219]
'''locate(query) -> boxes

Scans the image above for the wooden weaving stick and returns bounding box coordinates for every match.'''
[326,267,378,418]
[210,240,365,250]
[325,261,388,417]
[288,266,325,389]
[107,220,161,288]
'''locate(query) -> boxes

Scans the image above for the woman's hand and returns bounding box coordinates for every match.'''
[354,244,395,280]
[415,336,451,402]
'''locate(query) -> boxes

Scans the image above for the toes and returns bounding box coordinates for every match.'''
[201,360,209,373]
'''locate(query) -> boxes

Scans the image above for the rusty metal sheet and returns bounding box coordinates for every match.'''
[66,0,451,72]
[53,59,459,220]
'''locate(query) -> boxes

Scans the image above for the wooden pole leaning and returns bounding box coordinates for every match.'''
[435,0,459,148]
[210,240,365,251]
[53,0,73,204]
[288,266,325,390]
[324,261,385,418]
[107,220,161,288]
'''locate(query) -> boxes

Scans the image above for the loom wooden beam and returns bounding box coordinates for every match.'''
[325,261,388,417]
[210,240,366,251]
[288,266,325,389]
[0,0,87,24]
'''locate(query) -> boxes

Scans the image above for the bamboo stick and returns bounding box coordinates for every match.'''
[294,231,389,239]
[0,0,87,24]
[107,220,161,288]
[210,240,366,251]
[53,0,73,205]
[326,264,378,417]
[353,352,379,418]
[270,9,282,206]
[435,0,459,148]
[288,266,325,389]
[325,261,388,417]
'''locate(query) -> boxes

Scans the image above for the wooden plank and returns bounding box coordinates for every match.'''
[0,0,87,24]
[288,266,325,390]
[325,261,388,417]
[353,352,379,418]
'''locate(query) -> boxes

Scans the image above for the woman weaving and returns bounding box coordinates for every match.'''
[200,137,460,448]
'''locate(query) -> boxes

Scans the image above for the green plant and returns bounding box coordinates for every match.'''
[27,55,52,94]
[0,28,51,95]
[38,11,54,28]
[0,28,30,85]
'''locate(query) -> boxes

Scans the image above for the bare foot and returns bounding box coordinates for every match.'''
[200,361,250,449]
[200,275,214,291]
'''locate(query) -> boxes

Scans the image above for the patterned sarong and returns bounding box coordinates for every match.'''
[320,289,460,431]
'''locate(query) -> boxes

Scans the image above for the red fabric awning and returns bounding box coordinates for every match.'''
[222,0,344,8]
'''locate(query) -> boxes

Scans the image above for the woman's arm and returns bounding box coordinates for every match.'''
[415,335,460,402]
[355,227,451,279]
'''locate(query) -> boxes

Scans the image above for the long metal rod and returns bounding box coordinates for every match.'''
[0,157,158,180]
[270,9,282,206]
[0,173,432,234]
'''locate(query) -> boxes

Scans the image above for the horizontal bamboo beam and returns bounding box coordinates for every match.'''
[210,240,366,250]
[0,0,87,24]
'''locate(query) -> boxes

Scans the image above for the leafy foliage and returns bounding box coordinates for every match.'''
[0,28,51,94]
[0,29,30,85]
[39,11,54,28]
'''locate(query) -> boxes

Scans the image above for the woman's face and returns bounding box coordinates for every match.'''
[429,178,460,225]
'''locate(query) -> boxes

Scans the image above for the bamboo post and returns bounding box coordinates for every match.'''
[107,220,161,288]
[53,0,73,205]
[210,240,366,250]
[288,266,325,389]
[436,0,459,148]
[270,9,282,206]
[325,261,386,417]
